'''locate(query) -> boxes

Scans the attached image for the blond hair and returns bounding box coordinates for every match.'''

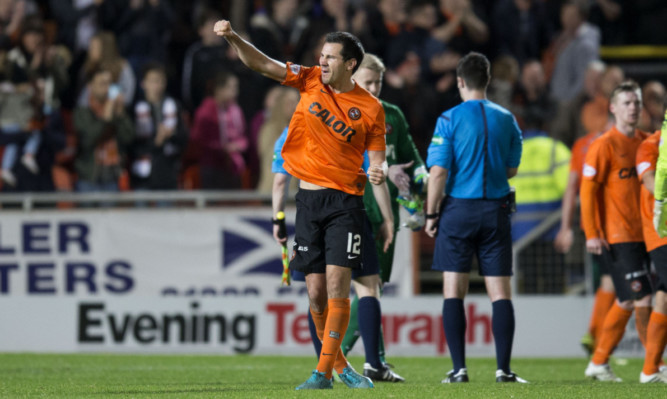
[358,53,386,74]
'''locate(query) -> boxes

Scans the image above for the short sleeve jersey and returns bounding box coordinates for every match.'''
[582,126,649,243]
[280,62,386,195]
[427,100,522,199]
[636,131,666,251]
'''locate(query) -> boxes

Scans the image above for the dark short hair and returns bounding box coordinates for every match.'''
[456,52,491,90]
[213,70,237,89]
[85,65,113,84]
[324,31,365,74]
[141,61,167,80]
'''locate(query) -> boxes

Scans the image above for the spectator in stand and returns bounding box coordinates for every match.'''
[550,60,606,148]
[77,31,135,107]
[292,0,368,66]
[579,64,624,137]
[359,0,407,62]
[248,0,307,60]
[181,10,226,113]
[638,81,666,133]
[385,0,459,88]
[511,60,557,133]
[49,0,104,56]
[190,70,247,190]
[247,84,282,190]
[49,0,106,110]
[492,0,553,65]
[0,0,25,45]
[549,0,600,104]
[100,0,175,80]
[432,0,490,55]
[73,65,134,194]
[2,17,71,187]
[256,86,299,194]
[130,62,187,191]
[488,54,519,110]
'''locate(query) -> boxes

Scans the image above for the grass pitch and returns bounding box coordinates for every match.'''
[0,354,663,398]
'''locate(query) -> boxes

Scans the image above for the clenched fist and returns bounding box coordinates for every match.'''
[213,20,233,37]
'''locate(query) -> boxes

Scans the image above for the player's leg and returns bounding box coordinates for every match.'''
[477,195,526,383]
[432,196,475,383]
[442,271,471,383]
[292,189,334,390]
[641,247,667,383]
[316,192,373,389]
[582,254,615,355]
[352,276,382,370]
[587,243,650,382]
[341,295,361,355]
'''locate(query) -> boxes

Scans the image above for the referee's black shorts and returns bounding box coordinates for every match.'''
[290,188,365,275]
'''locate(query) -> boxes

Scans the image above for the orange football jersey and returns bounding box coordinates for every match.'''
[581,126,649,243]
[280,62,386,195]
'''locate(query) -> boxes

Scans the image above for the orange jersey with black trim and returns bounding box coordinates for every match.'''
[581,126,649,243]
[636,131,665,251]
[280,62,386,195]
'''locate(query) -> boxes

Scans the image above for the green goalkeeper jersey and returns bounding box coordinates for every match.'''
[363,100,425,231]
[654,111,667,201]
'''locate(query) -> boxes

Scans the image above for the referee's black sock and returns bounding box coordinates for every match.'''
[358,296,382,369]
[443,298,466,373]
[492,299,515,374]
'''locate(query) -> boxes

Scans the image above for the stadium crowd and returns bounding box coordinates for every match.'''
[0,0,665,194]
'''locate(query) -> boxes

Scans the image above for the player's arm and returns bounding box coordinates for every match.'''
[367,150,387,185]
[580,179,608,255]
[272,172,291,244]
[425,165,448,238]
[214,20,287,82]
[554,171,579,253]
[371,181,394,252]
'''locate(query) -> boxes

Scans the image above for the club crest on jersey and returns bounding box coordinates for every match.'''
[386,123,393,135]
[348,107,361,120]
[290,64,301,75]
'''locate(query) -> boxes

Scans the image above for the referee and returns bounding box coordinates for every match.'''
[425,52,525,383]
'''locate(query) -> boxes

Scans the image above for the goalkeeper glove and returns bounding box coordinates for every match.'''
[413,165,428,195]
[397,193,425,231]
[655,199,667,238]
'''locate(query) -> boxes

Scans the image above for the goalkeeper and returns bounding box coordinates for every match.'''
[340,54,428,383]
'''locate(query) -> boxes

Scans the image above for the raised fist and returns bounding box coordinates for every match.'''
[214,20,232,37]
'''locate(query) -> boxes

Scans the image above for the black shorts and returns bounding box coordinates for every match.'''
[290,188,365,275]
[291,215,380,281]
[648,245,667,293]
[602,242,652,301]
[432,196,512,276]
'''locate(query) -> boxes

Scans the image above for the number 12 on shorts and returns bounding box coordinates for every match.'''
[347,233,361,255]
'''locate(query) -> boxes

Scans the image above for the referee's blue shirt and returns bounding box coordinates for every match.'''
[427,99,522,199]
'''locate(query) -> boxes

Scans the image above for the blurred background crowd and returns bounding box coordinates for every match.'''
[0,0,665,197]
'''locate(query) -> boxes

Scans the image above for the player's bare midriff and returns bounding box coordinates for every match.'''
[299,181,328,190]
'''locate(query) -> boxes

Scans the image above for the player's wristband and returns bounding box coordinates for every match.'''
[271,218,280,224]
[425,213,439,219]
